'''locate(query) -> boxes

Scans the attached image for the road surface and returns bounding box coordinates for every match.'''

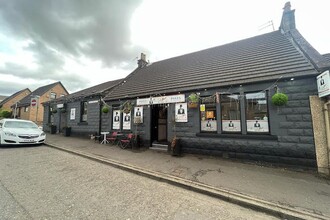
[0,146,277,219]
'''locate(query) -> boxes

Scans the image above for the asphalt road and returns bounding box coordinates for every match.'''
[0,146,277,219]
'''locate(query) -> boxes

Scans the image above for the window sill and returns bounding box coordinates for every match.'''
[196,133,278,141]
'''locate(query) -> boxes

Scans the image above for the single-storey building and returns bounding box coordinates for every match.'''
[43,79,122,136]
[100,3,330,167]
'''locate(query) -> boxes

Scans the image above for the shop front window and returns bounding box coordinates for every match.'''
[245,92,269,133]
[81,101,88,122]
[200,96,217,132]
[221,94,241,132]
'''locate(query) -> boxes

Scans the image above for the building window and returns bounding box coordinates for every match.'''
[81,101,88,122]
[24,107,29,112]
[245,92,269,133]
[60,94,65,97]
[221,94,241,132]
[200,95,217,132]
[50,92,56,100]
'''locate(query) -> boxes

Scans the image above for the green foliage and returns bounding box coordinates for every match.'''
[0,110,12,118]
[188,93,199,103]
[271,93,288,106]
[102,106,109,113]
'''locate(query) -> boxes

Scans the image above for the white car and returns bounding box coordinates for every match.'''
[0,119,46,146]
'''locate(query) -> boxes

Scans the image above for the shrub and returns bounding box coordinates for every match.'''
[0,110,12,118]
[102,106,109,113]
[271,93,288,106]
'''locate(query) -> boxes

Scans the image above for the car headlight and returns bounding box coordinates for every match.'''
[40,132,46,136]
[4,132,16,137]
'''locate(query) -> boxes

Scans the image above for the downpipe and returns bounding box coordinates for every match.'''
[323,99,330,170]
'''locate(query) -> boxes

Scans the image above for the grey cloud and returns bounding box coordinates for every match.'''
[0,0,146,95]
[0,81,27,96]
[0,0,145,66]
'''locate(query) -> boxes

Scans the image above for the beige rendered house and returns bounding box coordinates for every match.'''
[15,82,68,125]
[0,88,31,113]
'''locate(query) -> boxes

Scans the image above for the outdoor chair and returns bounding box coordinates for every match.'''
[106,131,118,145]
[119,133,134,149]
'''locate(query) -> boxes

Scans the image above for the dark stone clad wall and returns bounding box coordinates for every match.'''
[103,101,150,147]
[65,99,101,137]
[173,77,317,167]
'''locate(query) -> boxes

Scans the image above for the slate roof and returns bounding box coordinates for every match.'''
[323,53,330,63]
[0,88,31,107]
[0,95,7,101]
[105,30,321,101]
[47,79,123,104]
[17,82,66,107]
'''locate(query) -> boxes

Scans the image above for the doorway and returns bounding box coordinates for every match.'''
[151,105,168,144]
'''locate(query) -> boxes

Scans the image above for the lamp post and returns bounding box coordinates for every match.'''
[31,95,40,124]
[13,101,19,119]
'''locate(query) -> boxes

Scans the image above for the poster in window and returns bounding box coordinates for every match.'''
[70,108,76,120]
[175,103,188,122]
[134,107,143,124]
[222,120,241,132]
[247,120,269,132]
[112,110,121,130]
[123,111,131,130]
[201,120,217,131]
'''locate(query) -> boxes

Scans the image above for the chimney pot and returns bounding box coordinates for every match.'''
[137,53,148,68]
[279,1,296,33]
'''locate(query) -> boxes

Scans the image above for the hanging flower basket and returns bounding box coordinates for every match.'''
[188,93,199,108]
[51,109,58,114]
[102,106,109,113]
[188,102,198,108]
[271,93,288,106]
[123,102,132,113]
[60,109,66,113]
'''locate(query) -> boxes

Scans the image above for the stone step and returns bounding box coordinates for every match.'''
[150,143,168,152]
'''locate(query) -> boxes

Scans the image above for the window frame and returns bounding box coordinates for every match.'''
[244,91,270,134]
[220,93,242,134]
[81,101,88,122]
[200,95,217,133]
[50,92,57,100]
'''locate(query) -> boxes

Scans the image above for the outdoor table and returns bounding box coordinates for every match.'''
[100,132,109,144]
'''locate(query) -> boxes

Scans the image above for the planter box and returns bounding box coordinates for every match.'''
[50,125,57,134]
[170,138,181,156]
[63,127,71,137]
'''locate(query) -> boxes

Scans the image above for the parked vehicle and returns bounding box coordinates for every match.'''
[0,119,46,146]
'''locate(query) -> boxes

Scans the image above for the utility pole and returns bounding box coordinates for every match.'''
[14,102,19,118]
[31,95,40,124]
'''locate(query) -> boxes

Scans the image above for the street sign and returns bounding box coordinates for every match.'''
[31,98,38,107]
[317,70,330,97]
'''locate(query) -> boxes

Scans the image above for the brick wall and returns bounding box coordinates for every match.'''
[1,89,31,112]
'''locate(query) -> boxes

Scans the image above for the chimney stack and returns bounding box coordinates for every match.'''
[279,2,296,33]
[137,53,148,68]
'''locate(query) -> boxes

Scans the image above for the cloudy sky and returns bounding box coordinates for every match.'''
[0,0,329,96]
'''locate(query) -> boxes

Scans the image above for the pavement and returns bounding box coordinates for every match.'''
[45,134,330,220]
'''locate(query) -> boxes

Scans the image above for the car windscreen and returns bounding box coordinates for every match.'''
[4,121,39,129]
